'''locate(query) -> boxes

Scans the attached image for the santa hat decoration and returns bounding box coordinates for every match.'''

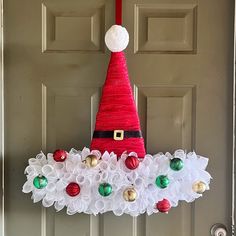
[22,0,211,217]
[90,25,145,157]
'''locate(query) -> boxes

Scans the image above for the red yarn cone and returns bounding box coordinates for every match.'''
[90,52,146,158]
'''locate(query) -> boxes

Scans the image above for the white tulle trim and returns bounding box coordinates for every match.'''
[22,148,211,216]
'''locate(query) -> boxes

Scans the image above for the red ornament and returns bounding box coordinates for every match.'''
[53,149,67,162]
[156,199,171,213]
[125,156,139,170]
[66,182,80,197]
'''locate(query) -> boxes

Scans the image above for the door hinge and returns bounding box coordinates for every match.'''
[0,1,3,28]
[232,224,235,236]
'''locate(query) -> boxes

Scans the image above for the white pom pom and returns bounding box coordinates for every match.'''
[105,25,129,52]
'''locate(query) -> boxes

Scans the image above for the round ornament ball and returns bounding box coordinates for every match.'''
[98,183,112,197]
[125,156,139,170]
[66,182,80,197]
[156,199,171,213]
[155,175,170,189]
[192,181,207,194]
[84,154,98,167]
[170,158,184,171]
[123,187,137,202]
[53,149,67,162]
[33,175,48,189]
[105,25,129,52]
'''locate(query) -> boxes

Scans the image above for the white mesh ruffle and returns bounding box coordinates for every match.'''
[22,148,211,216]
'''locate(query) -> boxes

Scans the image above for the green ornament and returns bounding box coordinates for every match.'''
[155,175,169,189]
[98,183,112,197]
[170,158,184,171]
[33,175,48,189]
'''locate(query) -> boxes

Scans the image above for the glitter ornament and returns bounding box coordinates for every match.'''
[33,175,48,189]
[155,175,170,189]
[53,149,67,162]
[98,183,112,197]
[125,156,139,170]
[192,181,207,194]
[84,154,98,167]
[156,199,171,213]
[66,182,80,197]
[170,158,184,171]
[123,187,137,202]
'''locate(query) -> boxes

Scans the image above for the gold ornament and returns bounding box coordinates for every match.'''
[123,188,137,202]
[192,181,207,194]
[84,154,98,167]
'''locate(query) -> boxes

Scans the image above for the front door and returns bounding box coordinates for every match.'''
[3,0,234,235]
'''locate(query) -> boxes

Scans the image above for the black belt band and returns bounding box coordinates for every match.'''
[93,130,142,139]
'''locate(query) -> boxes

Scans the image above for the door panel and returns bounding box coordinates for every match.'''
[133,3,197,53]
[4,0,234,236]
[137,86,194,153]
[42,2,105,52]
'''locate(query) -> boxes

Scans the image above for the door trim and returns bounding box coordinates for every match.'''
[232,3,236,234]
[0,0,4,235]
[0,0,5,235]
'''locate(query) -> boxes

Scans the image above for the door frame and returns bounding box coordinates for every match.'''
[0,0,4,235]
[232,3,236,235]
[0,1,235,235]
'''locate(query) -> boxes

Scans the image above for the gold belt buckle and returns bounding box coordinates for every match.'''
[113,130,124,140]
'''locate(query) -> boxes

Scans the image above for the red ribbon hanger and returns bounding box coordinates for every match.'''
[116,0,122,25]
